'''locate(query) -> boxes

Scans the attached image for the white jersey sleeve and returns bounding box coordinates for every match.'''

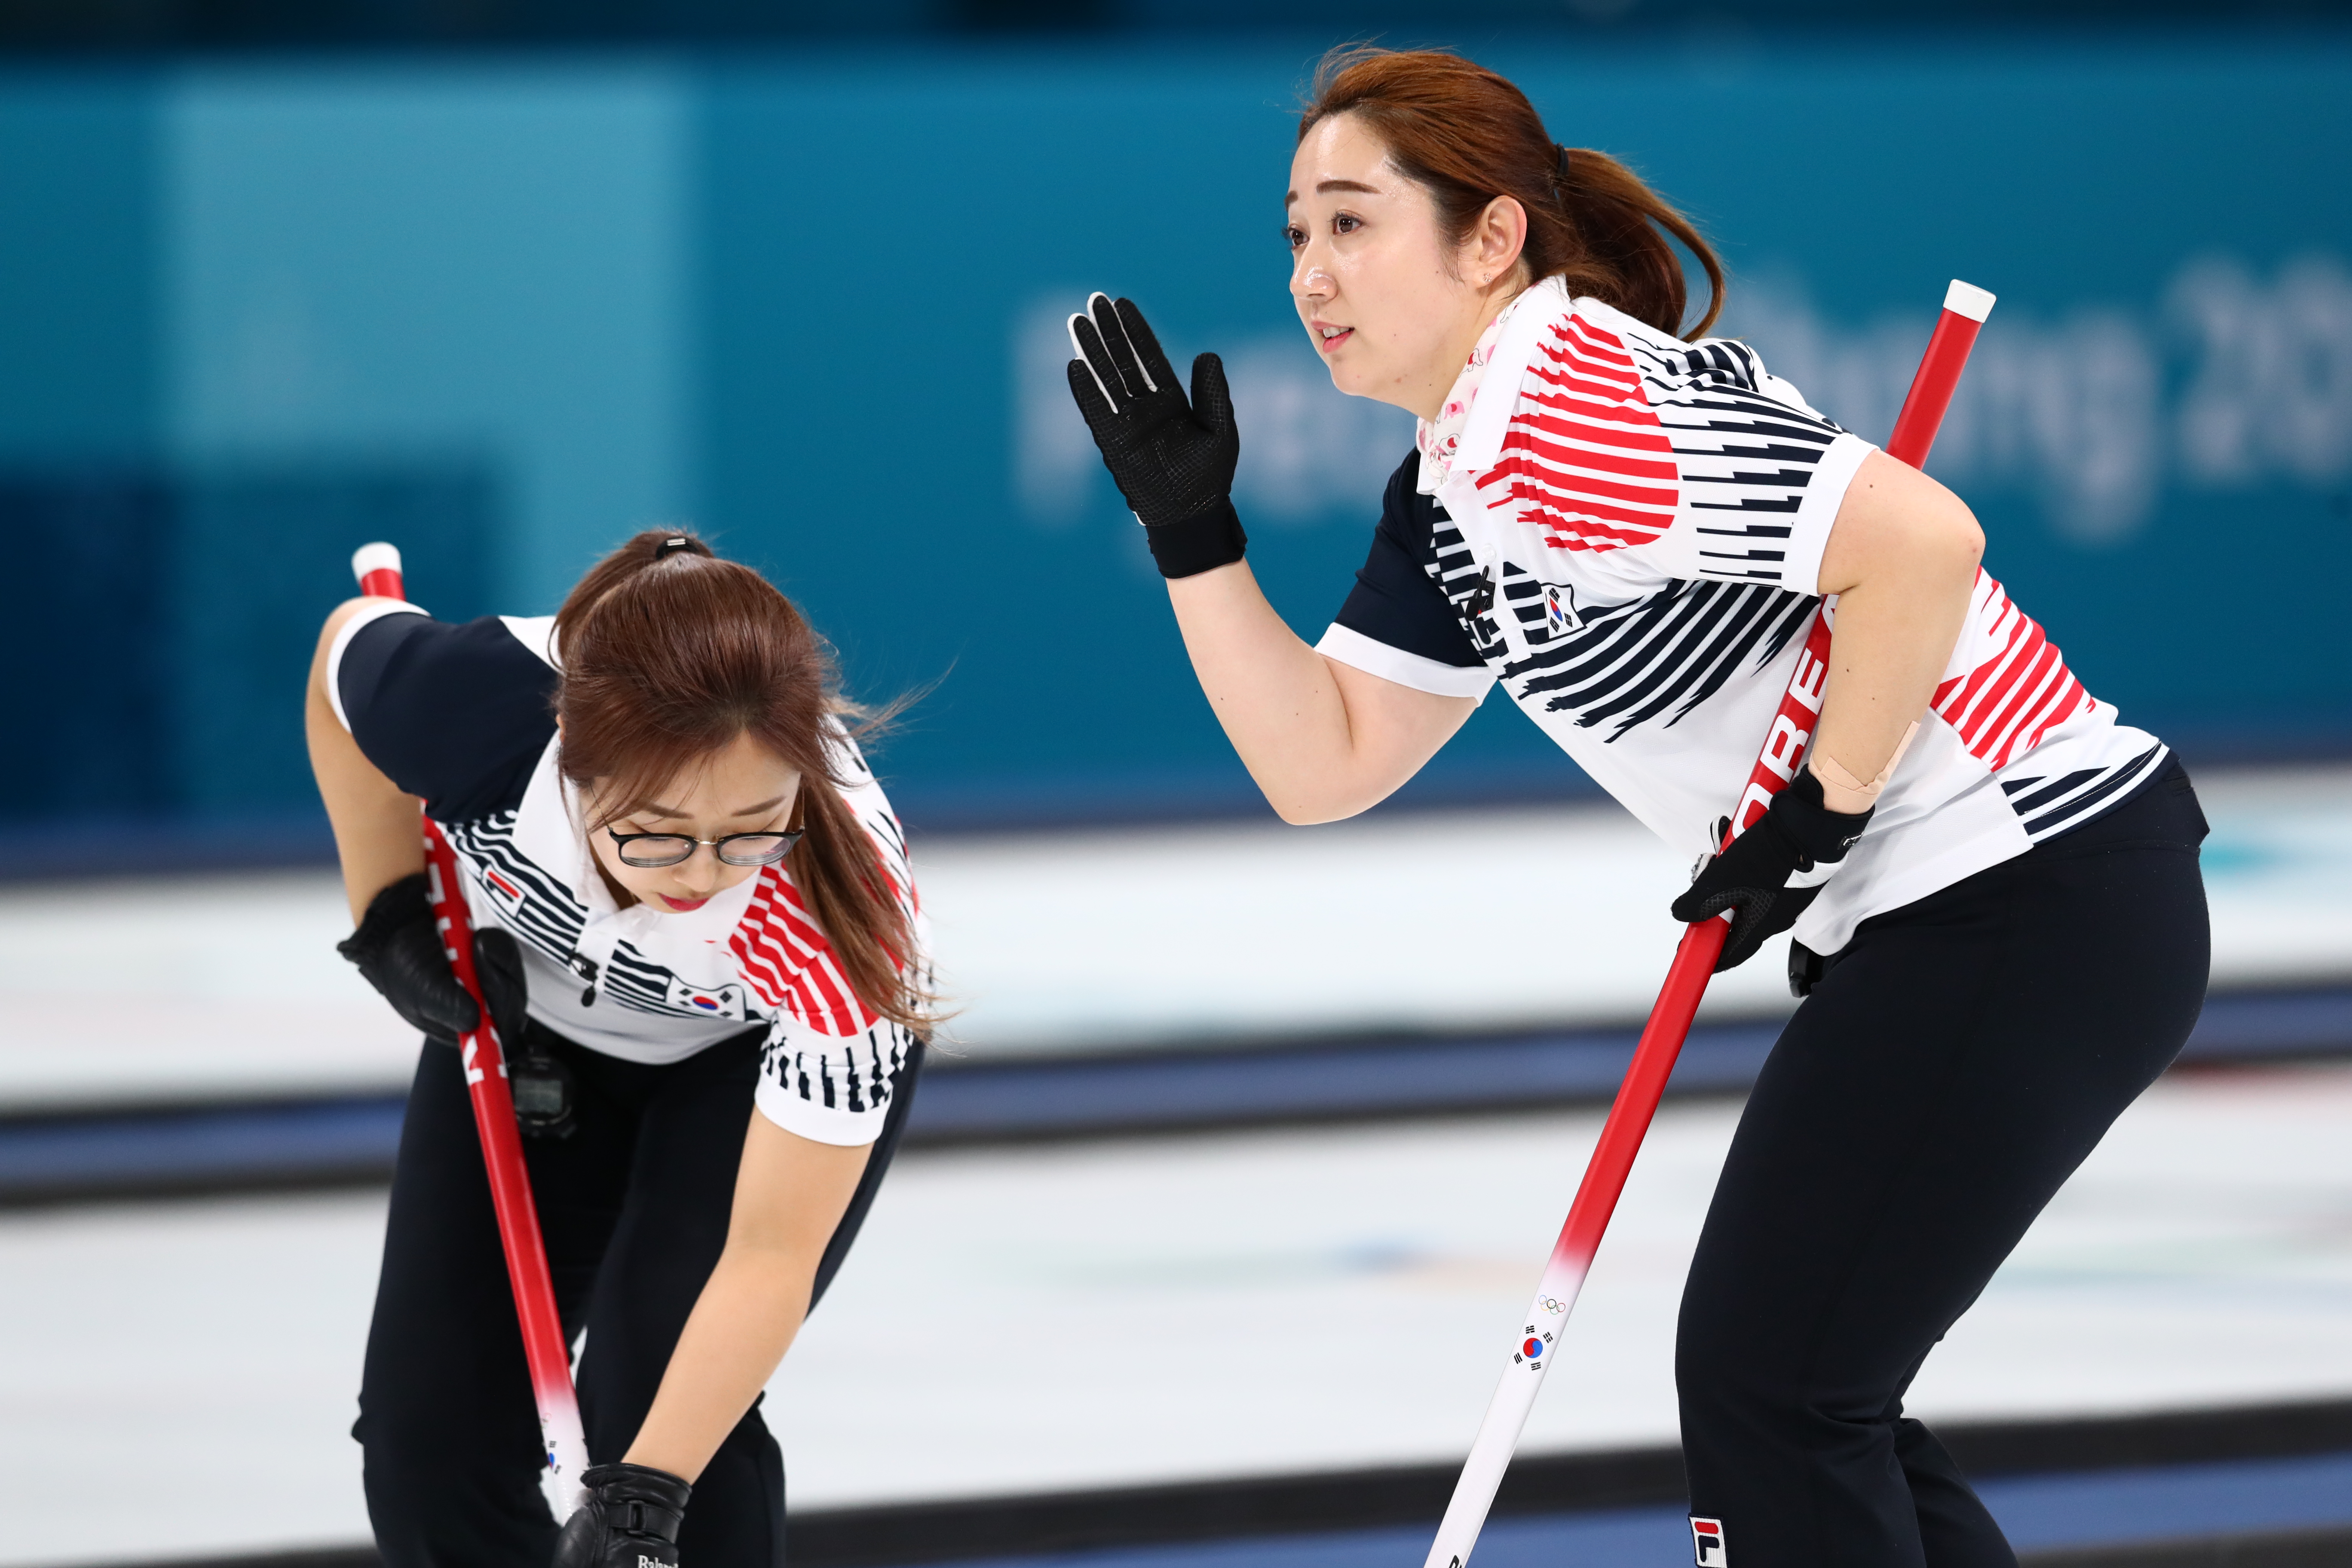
[742,729,925,1147]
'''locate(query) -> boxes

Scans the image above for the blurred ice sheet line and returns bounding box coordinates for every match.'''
[0,870,420,1112]
[0,765,2346,1112]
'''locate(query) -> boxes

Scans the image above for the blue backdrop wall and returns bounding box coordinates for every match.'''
[2,27,2347,848]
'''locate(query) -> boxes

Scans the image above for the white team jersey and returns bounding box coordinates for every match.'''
[1317,278,2165,952]
[329,602,923,1146]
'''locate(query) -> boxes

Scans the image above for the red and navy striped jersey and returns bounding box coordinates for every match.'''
[328,603,921,1146]
[1318,282,2165,954]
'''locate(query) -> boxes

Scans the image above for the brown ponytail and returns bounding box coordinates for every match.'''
[1301,47,1725,340]
[552,529,929,1032]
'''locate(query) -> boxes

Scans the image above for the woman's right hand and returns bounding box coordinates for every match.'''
[1063,294,1472,822]
[1064,293,1248,579]
[551,1464,691,1568]
[336,872,527,1047]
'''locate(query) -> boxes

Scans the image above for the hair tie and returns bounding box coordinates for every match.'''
[655,536,693,560]
[1555,144,1572,190]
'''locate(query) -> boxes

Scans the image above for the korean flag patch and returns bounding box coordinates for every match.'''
[1690,1517,1727,1566]
[1544,582,1583,634]
[664,976,747,1022]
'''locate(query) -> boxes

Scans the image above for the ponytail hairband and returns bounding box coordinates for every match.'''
[655,536,693,560]
[1555,144,1572,189]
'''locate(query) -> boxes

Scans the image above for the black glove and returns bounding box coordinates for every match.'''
[1670,767,1872,973]
[551,1463,691,1568]
[1065,292,1246,579]
[337,872,529,1047]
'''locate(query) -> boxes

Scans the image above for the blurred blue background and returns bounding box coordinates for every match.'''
[5,17,2352,1566]
[2,11,2348,855]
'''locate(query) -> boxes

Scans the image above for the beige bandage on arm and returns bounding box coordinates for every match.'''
[1810,720,1920,815]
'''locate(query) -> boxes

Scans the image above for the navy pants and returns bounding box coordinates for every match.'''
[355,1020,921,1568]
[1677,761,2210,1567]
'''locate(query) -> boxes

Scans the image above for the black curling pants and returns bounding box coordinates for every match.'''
[1677,760,2210,1568]
[355,1019,922,1568]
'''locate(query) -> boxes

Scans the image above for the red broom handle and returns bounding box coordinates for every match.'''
[1887,281,1994,468]
[352,542,405,602]
[1423,279,1997,1568]
[350,544,590,1517]
[1565,278,1999,1284]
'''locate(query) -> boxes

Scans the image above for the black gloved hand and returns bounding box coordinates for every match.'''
[551,1463,691,1568]
[337,872,529,1047]
[473,927,530,1051]
[1065,292,1246,579]
[1670,767,1872,973]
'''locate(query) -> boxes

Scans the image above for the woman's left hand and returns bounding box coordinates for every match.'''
[1672,767,1872,972]
[551,1463,692,1568]
[1676,445,1979,973]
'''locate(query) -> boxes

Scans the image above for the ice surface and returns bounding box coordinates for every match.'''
[3,765,2342,1110]
[4,1063,2347,1565]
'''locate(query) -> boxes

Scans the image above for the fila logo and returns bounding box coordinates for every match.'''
[1544,582,1584,633]
[480,867,526,910]
[1691,1516,1727,1565]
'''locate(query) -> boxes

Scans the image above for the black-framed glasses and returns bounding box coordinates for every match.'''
[605,826,803,869]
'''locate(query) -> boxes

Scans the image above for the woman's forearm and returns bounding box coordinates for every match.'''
[624,1117,872,1483]
[1166,561,1475,823]
[307,601,425,922]
[1808,580,1969,807]
[622,1245,813,1482]
[1165,562,1359,819]
[1810,452,1985,813]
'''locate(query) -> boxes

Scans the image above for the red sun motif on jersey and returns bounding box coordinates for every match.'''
[1474,315,1679,554]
